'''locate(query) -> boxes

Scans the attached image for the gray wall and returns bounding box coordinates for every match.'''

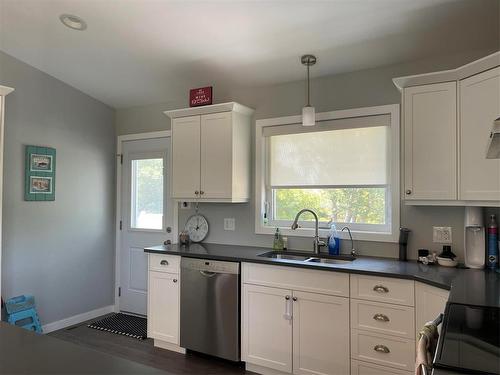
[0,51,116,325]
[116,48,499,261]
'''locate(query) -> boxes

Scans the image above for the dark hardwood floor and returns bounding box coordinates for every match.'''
[49,315,251,375]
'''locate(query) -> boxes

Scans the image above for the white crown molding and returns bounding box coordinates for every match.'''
[393,51,500,91]
[164,101,254,119]
[0,85,14,96]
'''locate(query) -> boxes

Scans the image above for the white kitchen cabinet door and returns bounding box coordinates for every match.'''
[171,115,200,199]
[242,284,293,373]
[147,271,180,344]
[459,67,500,201]
[200,112,233,199]
[415,283,449,339]
[404,82,457,200]
[292,291,350,375]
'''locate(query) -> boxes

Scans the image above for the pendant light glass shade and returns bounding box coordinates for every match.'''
[302,105,315,126]
[301,54,316,127]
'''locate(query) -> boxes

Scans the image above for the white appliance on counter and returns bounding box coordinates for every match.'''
[464,207,485,269]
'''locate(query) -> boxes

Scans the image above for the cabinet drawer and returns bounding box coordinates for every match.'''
[242,263,349,297]
[149,254,180,273]
[351,299,415,339]
[350,275,414,306]
[351,329,415,371]
[351,360,413,375]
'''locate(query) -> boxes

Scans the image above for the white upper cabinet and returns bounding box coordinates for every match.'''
[403,82,457,200]
[395,51,500,206]
[171,115,201,199]
[459,67,500,201]
[166,102,253,202]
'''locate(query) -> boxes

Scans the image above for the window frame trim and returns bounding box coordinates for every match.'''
[254,104,401,243]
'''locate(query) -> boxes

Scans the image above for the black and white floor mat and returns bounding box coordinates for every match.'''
[87,313,147,340]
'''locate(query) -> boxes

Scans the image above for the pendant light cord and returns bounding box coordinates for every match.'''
[306,64,310,106]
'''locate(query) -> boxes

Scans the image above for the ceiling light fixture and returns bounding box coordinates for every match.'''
[301,54,317,126]
[59,14,87,31]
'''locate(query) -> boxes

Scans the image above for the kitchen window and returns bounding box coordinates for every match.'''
[255,105,400,242]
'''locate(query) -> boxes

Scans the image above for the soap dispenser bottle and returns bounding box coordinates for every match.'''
[273,228,284,251]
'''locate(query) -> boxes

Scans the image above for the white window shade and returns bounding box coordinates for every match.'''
[269,125,389,187]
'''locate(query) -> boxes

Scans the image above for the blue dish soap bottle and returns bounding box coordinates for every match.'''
[328,222,340,256]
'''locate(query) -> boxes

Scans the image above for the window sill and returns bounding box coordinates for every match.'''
[255,225,398,243]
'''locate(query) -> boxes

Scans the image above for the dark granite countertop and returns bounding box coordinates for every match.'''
[145,242,500,308]
[0,322,168,374]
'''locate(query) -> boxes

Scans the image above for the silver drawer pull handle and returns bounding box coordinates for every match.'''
[373,285,389,293]
[373,313,390,322]
[160,260,169,266]
[373,344,390,354]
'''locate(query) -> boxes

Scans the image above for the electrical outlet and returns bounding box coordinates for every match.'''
[224,218,236,231]
[180,202,191,209]
[433,226,452,243]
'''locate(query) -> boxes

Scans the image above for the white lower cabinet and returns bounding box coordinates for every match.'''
[351,330,415,372]
[147,254,183,353]
[351,360,413,375]
[415,282,449,339]
[242,284,293,372]
[148,271,180,344]
[292,291,350,375]
[241,263,350,375]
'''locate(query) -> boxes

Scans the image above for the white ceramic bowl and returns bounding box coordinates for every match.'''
[437,256,458,267]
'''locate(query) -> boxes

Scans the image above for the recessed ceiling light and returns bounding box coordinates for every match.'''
[59,14,87,31]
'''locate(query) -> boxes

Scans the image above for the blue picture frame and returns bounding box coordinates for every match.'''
[25,145,56,201]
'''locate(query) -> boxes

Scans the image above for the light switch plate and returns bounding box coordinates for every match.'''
[433,226,452,243]
[224,218,236,231]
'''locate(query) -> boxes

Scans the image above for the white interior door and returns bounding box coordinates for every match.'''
[120,137,173,315]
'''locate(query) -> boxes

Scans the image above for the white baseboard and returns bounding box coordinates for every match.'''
[154,339,186,354]
[42,305,115,334]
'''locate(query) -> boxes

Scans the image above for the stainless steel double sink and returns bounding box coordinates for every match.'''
[258,251,355,264]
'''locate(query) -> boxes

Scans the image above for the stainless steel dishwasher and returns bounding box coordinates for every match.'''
[180,257,240,361]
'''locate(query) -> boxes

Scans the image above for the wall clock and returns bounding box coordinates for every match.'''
[184,214,209,242]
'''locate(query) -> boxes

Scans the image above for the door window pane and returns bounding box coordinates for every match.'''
[131,158,163,230]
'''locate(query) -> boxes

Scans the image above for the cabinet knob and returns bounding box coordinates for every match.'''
[173,279,178,283]
[200,191,204,195]
[292,297,297,302]
[373,285,389,293]
[160,260,169,266]
[285,295,290,300]
[405,189,412,195]
[195,190,199,195]
[373,344,390,354]
[373,313,390,322]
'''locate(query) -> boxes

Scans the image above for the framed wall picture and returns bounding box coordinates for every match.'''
[25,146,56,201]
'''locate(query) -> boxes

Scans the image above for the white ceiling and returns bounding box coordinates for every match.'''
[0,0,498,108]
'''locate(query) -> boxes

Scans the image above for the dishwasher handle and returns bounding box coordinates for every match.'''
[199,270,217,277]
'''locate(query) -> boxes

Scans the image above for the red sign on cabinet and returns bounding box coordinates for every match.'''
[190,86,213,107]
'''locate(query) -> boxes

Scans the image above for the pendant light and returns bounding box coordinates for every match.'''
[301,54,317,126]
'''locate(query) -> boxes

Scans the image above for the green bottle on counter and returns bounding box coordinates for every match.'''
[273,228,284,250]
